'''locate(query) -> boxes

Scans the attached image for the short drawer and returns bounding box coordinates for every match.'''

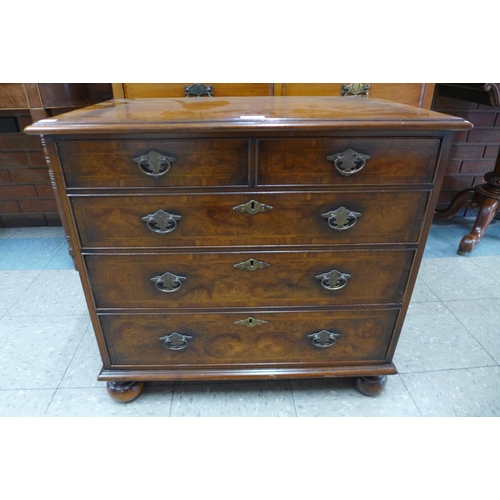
[58,139,250,188]
[86,249,414,309]
[72,190,430,248]
[257,137,440,186]
[101,309,398,367]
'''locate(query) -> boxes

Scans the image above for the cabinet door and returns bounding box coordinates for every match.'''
[114,83,274,98]
[275,83,435,108]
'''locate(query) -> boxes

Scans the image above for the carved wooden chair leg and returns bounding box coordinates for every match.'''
[458,194,500,255]
[434,188,475,220]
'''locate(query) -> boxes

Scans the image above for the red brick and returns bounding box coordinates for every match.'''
[444,160,462,174]
[35,185,55,198]
[0,134,43,151]
[0,185,37,199]
[45,213,62,226]
[484,145,500,158]
[0,200,20,212]
[450,144,485,159]
[468,128,500,143]
[16,116,33,130]
[0,152,29,167]
[441,175,475,190]
[2,213,47,227]
[19,198,58,213]
[9,167,50,184]
[438,191,453,204]
[433,96,477,111]
[460,160,496,174]
[455,111,497,127]
[0,169,11,184]
[451,130,469,142]
[28,151,47,166]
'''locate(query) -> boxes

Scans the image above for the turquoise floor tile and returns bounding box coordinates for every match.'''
[45,243,75,270]
[0,237,66,270]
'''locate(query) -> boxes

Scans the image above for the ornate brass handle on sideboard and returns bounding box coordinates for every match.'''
[141,210,182,234]
[159,332,193,350]
[315,269,351,290]
[150,271,187,293]
[184,83,213,97]
[307,330,340,348]
[322,206,362,231]
[133,150,176,179]
[326,149,371,177]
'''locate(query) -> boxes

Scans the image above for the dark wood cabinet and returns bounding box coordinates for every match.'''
[25,96,470,402]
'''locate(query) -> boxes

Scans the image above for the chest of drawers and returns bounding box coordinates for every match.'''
[26,96,471,402]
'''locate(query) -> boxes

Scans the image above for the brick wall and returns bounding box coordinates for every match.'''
[432,94,500,213]
[0,111,59,227]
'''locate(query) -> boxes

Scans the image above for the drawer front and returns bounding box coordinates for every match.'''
[86,249,414,309]
[101,309,398,366]
[58,139,250,188]
[72,191,430,248]
[258,138,440,186]
[278,83,430,107]
[122,83,274,98]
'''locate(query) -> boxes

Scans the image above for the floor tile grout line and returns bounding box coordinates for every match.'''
[288,379,298,417]
[42,320,92,417]
[438,300,500,365]
[398,364,500,376]
[397,374,423,417]
[0,269,45,316]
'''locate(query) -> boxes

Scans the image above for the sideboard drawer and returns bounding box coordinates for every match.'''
[58,139,250,188]
[72,190,430,248]
[86,249,414,309]
[258,137,440,186]
[122,83,274,98]
[101,309,398,367]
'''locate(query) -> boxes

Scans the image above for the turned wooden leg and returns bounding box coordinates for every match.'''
[458,194,500,255]
[106,381,144,403]
[354,375,387,396]
[434,188,475,220]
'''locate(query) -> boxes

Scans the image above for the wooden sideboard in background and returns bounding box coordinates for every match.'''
[111,83,435,108]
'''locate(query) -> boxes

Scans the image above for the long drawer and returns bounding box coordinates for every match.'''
[72,191,430,248]
[58,139,250,188]
[86,249,414,309]
[257,137,440,186]
[101,309,399,367]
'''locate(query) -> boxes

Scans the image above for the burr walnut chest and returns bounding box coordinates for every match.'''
[26,96,471,402]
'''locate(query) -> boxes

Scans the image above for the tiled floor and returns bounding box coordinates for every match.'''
[1,219,499,417]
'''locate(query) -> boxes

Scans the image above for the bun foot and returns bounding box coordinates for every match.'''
[106,381,144,403]
[354,375,387,396]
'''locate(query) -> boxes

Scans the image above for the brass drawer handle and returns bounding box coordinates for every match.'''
[322,206,362,231]
[315,269,351,290]
[234,258,270,271]
[233,200,273,215]
[159,332,193,350]
[326,148,371,177]
[133,150,176,179]
[150,271,187,293]
[185,83,213,97]
[307,330,340,348]
[141,210,182,234]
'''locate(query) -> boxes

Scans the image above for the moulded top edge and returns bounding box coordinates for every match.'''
[24,96,473,135]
